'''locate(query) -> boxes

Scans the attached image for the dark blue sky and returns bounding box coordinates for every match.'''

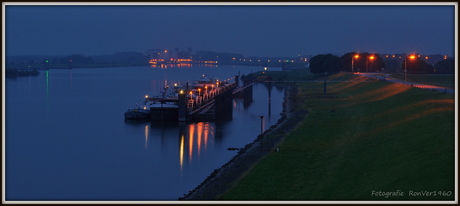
[4,3,456,57]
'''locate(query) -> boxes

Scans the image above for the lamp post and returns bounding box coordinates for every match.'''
[405,55,416,83]
[366,55,375,73]
[260,116,264,134]
[351,54,359,73]
[211,84,214,96]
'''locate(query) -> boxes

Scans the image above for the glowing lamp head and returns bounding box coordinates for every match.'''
[409,55,416,60]
[369,56,375,60]
[145,95,149,99]
[354,55,359,59]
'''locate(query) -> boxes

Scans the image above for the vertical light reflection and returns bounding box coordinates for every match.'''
[144,125,149,149]
[188,124,194,161]
[180,134,185,172]
[204,123,209,151]
[45,70,49,97]
[69,70,72,96]
[181,123,215,167]
[197,122,203,158]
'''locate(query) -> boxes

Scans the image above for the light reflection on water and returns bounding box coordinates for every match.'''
[5,65,285,200]
[134,120,219,177]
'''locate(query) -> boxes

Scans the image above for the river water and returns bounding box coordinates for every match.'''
[5,65,285,201]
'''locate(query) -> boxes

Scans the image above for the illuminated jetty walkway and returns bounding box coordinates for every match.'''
[178,76,255,122]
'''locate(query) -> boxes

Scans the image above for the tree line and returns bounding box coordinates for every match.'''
[309,52,454,75]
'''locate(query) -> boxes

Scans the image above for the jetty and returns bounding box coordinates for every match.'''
[178,76,254,122]
[126,75,255,122]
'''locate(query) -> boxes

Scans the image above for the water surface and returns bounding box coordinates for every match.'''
[5,65,285,200]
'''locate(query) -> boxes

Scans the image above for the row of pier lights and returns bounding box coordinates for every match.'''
[183,82,230,109]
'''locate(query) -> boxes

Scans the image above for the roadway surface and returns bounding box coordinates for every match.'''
[354,72,455,94]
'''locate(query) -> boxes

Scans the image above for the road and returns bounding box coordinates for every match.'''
[354,72,455,94]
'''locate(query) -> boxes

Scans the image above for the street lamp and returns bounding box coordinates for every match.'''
[351,54,359,73]
[366,55,375,73]
[405,55,416,83]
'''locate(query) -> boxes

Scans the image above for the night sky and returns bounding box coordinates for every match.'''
[4,3,456,57]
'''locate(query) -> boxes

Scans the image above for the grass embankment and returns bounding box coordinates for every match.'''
[390,73,455,89]
[220,73,455,200]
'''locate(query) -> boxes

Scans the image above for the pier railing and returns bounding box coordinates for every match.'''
[187,82,237,113]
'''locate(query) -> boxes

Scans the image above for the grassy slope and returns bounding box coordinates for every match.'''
[219,73,455,200]
[390,73,455,89]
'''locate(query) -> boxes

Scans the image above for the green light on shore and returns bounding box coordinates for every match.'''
[45,60,49,63]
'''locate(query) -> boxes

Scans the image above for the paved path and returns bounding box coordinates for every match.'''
[355,72,455,94]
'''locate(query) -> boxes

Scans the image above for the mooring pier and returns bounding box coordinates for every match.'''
[177,76,255,122]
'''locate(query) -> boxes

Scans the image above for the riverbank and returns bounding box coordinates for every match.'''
[179,82,307,200]
[219,77,454,200]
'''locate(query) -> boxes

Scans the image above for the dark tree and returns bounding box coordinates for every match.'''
[433,59,454,74]
[340,52,385,73]
[340,52,359,72]
[401,56,434,74]
[309,54,341,75]
[381,56,403,73]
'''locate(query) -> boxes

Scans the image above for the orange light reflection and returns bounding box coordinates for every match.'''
[182,122,214,166]
[188,124,194,161]
[197,122,203,158]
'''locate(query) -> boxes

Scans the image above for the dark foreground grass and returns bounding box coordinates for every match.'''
[219,75,455,200]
